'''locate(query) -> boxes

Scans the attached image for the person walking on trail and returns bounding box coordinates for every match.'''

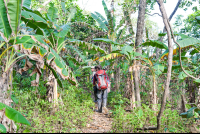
[93,65,109,114]
[91,66,97,103]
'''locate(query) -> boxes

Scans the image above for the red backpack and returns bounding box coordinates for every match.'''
[95,70,108,90]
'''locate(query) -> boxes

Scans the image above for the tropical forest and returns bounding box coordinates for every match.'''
[1,0,200,133]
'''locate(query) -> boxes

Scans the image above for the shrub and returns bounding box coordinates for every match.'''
[111,103,191,133]
[13,85,94,133]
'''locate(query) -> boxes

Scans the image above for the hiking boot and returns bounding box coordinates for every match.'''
[95,109,102,113]
[102,106,108,114]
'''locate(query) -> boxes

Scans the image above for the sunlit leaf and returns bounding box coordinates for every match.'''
[0,102,31,126]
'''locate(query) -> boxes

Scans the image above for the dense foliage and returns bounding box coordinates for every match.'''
[1,0,200,133]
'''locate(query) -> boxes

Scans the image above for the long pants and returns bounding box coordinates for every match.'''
[93,86,97,101]
[96,89,107,112]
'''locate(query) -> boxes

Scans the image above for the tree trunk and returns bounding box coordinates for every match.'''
[156,0,182,59]
[137,0,175,130]
[197,84,200,109]
[156,0,173,130]
[189,78,195,107]
[134,0,146,107]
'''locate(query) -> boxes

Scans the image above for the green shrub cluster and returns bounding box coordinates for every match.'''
[13,85,94,133]
[111,103,191,133]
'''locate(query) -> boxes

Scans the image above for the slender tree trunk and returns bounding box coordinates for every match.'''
[156,0,182,59]
[156,0,173,130]
[137,0,174,130]
[134,0,146,107]
[197,84,200,109]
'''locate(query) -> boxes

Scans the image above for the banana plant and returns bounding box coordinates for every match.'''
[0,0,31,131]
[142,33,200,80]
[90,0,133,50]
[0,0,81,116]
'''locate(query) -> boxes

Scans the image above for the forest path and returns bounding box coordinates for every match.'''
[81,105,113,133]
[80,89,113,133]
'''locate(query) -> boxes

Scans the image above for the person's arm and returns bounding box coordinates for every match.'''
[93,74,96,86]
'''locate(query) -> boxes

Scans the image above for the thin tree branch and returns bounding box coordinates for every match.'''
[145,13,162,17]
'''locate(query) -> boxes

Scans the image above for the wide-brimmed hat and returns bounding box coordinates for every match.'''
[91,66,95,69]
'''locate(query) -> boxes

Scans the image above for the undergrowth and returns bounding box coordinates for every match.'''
[13,85,94,133]
[106,91,193,133]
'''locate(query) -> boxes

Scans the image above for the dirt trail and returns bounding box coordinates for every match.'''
[80,102,113,133]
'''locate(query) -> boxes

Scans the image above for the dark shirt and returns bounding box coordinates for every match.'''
[93,70,109,86]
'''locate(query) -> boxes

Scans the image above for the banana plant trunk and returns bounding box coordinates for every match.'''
[114,60,120,91]
[151,75,157,111]
[46,73,58,106]
[127,72,136,109]
[0,71,17,132]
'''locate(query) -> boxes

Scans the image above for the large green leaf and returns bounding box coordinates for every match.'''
[61,0,66,13]
[178,70,193,79]
[23,6,45,19]
[120,45,132,55]
[93,38,119,45]
[68,39,107,54]
[67,7,76,22]
[22,0,31,9]
[21,10,47,23]
[102,0,113,32]
[21,17,46,35]
[55,24,71,38]
[115,17,125,32]
[0,124,6,133]
[14,36,77,86]
[142,40,168,49]
[94,11,108,25]
[44,61,63,88]
[0,0,12,38]
[0,102,31,126]
[180,107,199,118]
[195,16,200,24]
[153,64,165,75]
[47,3,58,22]
[48,48,77,85]
[16,36,35,44]
[7,0,22,35]
[91,13,108,31]
[98,53,123,62]
[177,37,200,47]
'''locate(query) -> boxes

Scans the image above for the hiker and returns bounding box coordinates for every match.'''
[93,65,109,114]
[91,66,97,102]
